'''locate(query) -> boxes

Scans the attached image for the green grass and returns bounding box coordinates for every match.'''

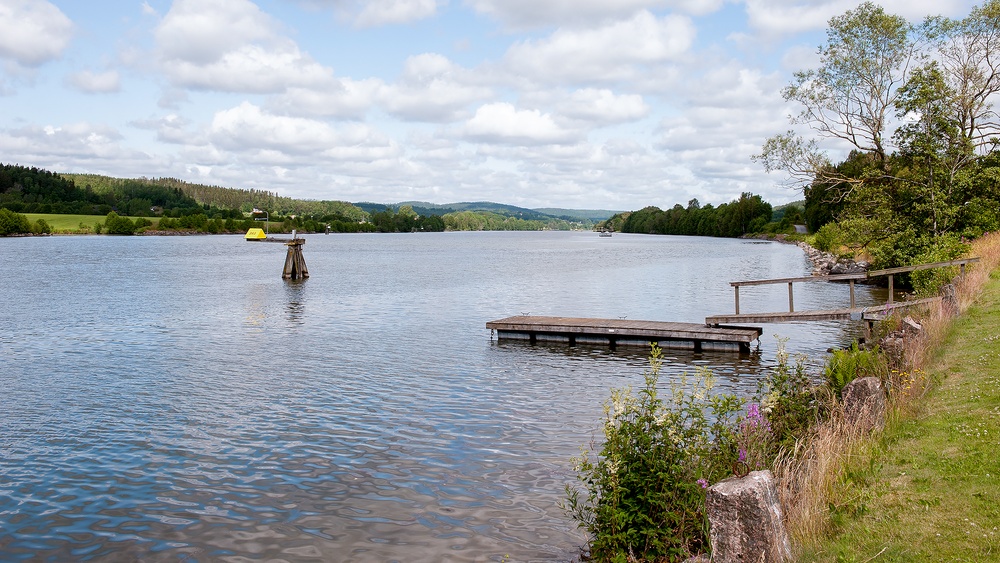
[24,213,159,233]
[804,270,1000,561]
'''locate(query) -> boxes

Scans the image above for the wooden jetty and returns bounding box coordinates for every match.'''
[487,315,762,353]
[705,258,979,327]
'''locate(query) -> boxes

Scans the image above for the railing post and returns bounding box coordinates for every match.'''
[788,282,794,313]
[735,286,740,314]
[888,275,894,304]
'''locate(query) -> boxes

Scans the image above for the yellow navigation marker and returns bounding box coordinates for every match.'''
[245,228,267,241]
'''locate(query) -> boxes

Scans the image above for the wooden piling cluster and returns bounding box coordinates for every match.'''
[282,238,309,280]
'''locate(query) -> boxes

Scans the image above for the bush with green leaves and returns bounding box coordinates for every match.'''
[104,211,136,235]
[909,234,970,296]
[812,222,842,253]
[565,345,743,562]
[0,208,31,235]
[755,339,827,454]
[824,343,889,397]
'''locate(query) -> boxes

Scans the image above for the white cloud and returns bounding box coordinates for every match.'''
[466,0,721,29]
[744,0,977,37]
[68,70,121,93]
[267,78,381,119]
[503,11,695,84]
[355,0,439,27]
[154,0,333,93]
[208,101,400,163]
[0,0,73,67]
[558,88,650,126]
[463,102,577,145]
[377,54,492,122]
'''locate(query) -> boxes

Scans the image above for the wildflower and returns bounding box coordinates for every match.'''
[738,448,747,462]
[697,479,709,489]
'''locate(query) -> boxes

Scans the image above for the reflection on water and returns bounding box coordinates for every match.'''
[0,232,882,561]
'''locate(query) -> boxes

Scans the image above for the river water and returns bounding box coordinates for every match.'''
[0,232,881,561]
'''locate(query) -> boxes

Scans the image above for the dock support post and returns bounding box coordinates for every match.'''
[693,340,703,353]
[850,280,856,309]
[734,286,740,314]
[788,282,794,313]
[887,275,894,304]
[282,237,309,280]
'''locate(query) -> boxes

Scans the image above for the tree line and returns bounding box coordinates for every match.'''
[601,193,775,237]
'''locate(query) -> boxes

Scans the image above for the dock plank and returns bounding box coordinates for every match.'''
[705,297,942,325]
[487,316,762,352]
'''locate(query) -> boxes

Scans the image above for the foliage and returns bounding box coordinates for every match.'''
[31,218,51,235]
[565,345,743,562]
[755,339,827,454]
[812,223,842,253]
[615,193,773,237]
[909,234,970,296]
[824,343,890,397]
[103,211,136,235]
[0,207,32,235]
[760,2,1000,272]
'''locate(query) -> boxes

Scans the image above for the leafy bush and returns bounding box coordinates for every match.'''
[31,218,51,234]
[104,211,136,235]
[909,234,969,296]
[565,345,743,562]
[824,343,889,397]
[755,339,827,454]
[813,223,842,253]
[0,208,31,235]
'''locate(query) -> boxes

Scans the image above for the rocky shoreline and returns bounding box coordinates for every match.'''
[745,234,869,277]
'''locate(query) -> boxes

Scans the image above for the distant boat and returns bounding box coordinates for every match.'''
[598,229,612,237]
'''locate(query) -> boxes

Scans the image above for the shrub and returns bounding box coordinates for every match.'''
[104,211,136,235]
[755,339,827,454]
[813,223,842,253]
[565,345,743,562]
[31,218,51,234]
[0,208,31,235]
[909,234,969,296]
[824,343,889,397]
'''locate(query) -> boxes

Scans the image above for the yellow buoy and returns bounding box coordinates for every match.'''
[244,228,267,241]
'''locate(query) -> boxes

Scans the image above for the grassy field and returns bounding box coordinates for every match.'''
[25,213,159,233]
[804,258,1000,560]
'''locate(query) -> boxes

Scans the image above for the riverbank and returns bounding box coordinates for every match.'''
[802,233,1000,560]
[743,232,868,276]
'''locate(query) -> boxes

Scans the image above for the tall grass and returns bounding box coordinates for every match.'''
[774,231,1000,554]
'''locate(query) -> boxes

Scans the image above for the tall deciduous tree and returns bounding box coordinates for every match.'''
[926,0,1000,152]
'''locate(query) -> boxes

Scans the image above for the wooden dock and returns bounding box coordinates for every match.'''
[705,258,978,327]
[705,297,941,325]
[487,316,762,353]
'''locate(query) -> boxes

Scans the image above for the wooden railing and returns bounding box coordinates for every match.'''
[729,257,980,315]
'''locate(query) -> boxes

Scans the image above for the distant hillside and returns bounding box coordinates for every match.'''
[533,207,620,222]
[356,201,607,224]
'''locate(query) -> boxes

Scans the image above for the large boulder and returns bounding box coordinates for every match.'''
[705,470,792,563]
[841,376,886,432]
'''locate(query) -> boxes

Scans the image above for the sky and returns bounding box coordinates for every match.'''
[0,0,982,211]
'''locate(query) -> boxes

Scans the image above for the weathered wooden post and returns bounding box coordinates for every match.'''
[282,230,309,280]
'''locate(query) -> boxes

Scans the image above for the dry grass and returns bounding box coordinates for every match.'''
[774,231,1000,556]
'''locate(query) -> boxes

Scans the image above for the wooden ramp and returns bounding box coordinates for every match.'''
[487,315,762,353]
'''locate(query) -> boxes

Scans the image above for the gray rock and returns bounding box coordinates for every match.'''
[705,470,792,563]
[841,376,886,432]
[940,283,957,316]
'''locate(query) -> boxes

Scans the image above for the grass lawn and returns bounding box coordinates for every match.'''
[805,269,1000,561]
[24,213,159,233]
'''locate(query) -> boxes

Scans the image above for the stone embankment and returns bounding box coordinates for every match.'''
[793,240,869,277]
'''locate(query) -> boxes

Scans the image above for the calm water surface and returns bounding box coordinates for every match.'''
[0,232,881,561]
